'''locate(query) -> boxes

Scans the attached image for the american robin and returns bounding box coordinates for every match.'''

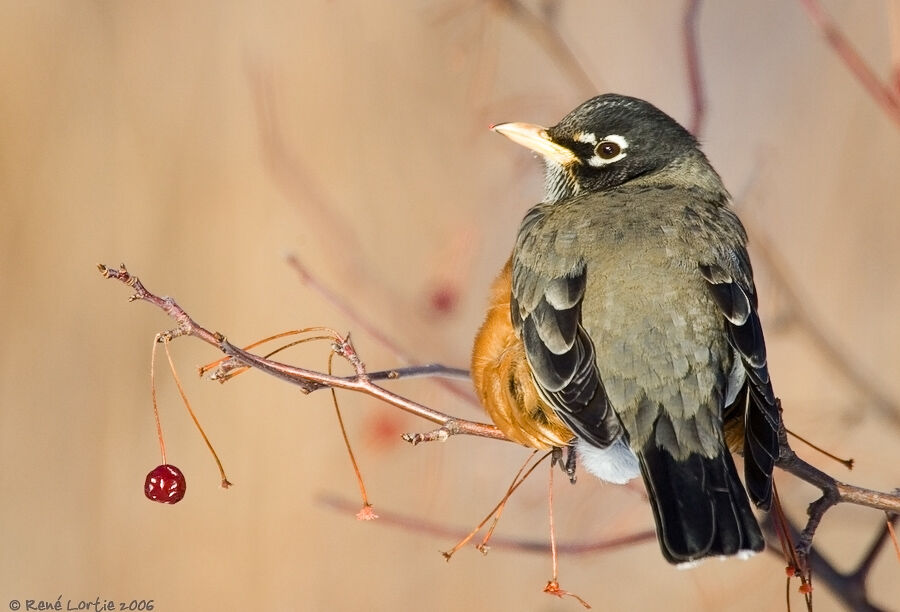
[472,94,780,565]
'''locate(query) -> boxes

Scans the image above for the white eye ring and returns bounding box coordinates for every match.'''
[588,134,628,167]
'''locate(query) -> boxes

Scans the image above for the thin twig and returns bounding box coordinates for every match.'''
[327,351,376,520]
[149,337,167,465]
[887,514,900,563]
[683,0,705,137]
[774,410,900,566]
[543,457,592,609]
[198,328,337,379]
[548,460,559,580]
[797,0,900,128]
[763,512,896,612]
[477,450,542,553]
[101,263,900,604]
[162,337,231,488]
[443,451,550,560]
[318,493,656,555]
[786,427,854,470]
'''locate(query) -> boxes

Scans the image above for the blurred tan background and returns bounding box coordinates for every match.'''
[2,1,899,610]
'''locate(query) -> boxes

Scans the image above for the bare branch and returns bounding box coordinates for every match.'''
[100,262,900,497]
[99,263,509,444]
[97,263,222,348]
[363,364,471,383]
[101,262,900,606]
[223,336,508,441]
[772,403,900,579]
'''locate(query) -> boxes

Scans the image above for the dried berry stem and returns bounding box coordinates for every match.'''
[149,337,167,465]
[161,338,231,489]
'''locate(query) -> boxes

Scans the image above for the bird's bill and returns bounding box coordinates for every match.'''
[491,122,578,166]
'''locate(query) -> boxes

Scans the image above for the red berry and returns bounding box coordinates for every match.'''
[144,464,186,504]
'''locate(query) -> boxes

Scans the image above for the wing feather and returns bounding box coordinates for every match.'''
[700,261,779,510]
[513,257,621,448]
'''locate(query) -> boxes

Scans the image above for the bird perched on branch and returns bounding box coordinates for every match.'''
[472,94,781,565]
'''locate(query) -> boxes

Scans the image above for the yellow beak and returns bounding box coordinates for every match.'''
[491,122,578,166]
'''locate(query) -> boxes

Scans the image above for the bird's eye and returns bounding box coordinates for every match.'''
[587,134,628,167]
[596,141,621,159]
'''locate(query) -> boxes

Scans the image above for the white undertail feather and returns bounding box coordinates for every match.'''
[575,438,640,484]
[676,549,759,570]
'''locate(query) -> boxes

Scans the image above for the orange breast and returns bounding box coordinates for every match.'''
[471,259,575,450]
[723,406,746,454]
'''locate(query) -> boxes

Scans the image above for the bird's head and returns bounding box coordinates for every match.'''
[493,94,719,203]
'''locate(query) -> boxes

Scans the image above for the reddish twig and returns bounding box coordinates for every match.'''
[798,0,900,128]
[148,337,168,465]
[162,337,231,488]
[476,452,543,553]
[683,0,706,137]
[318,493,657,555]
[542,458,591,608]
[443,450,551,560]
[327,350,377,520]
[888,514,900,562]
[786,427,854,470]
[764,511,899,611]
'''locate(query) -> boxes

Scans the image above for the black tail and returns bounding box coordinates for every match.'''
[638,442,765,565]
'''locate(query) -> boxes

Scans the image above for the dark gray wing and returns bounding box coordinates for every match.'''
[512,208,621,448]
[699,260,779,510]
